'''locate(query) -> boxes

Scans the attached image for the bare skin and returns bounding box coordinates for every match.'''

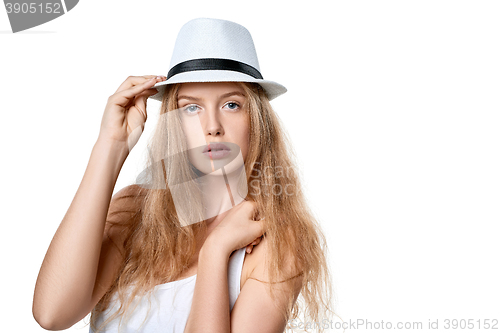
[32,77,295,332]
[134,81,264,282]
[32,75,168,330]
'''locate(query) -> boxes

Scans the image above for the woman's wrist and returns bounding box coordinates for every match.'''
[91,137,130,179]
[95,136,129,159]
[201,235,233,260]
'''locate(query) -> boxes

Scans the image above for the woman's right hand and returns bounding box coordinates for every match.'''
[98,75,166,152]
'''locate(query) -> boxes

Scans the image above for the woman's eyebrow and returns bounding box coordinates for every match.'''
[178,95,202,102]
[219,91,246,99]
[177,91,246,102]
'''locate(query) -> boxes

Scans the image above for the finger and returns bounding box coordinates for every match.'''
[133,88,158,118]
[134,87,158,101]
[251,236,262,245]
[110,78,161,108]
[246,245,253,254]
[115,75,156,93]
[250,236,261,245]
[115,75,166,94]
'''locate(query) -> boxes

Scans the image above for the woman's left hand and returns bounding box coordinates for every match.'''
[205,200,266,256]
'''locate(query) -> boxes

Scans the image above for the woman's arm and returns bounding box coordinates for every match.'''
[184,235,303,333]
[32,139,129,330]
[183,201,263,332]
[184,236,232,333]
[183,201,303,332]
[229,236,304,333]
[32,75,164,330]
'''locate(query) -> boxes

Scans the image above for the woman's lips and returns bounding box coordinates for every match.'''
[202,142,231,159]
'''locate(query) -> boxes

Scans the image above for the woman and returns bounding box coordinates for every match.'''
[33,18,335,333]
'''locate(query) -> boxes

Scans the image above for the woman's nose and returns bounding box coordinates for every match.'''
[203,109,224,136]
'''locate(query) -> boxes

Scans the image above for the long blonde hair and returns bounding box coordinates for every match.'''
[89,82,336,333]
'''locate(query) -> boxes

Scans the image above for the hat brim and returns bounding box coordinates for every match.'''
[148,70,287,102]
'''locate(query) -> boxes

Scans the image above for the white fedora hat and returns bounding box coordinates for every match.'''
[148,18,287,102]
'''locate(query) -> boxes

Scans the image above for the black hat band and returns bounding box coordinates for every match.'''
[167,58,264,80]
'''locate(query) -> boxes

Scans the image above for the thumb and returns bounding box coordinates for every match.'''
[134,88,157,117]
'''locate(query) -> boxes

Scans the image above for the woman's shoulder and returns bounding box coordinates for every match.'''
[241,231,303,288]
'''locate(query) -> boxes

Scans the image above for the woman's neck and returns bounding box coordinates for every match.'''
[198,166,244,221]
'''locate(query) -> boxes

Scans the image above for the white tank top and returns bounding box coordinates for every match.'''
[89,247,247,333]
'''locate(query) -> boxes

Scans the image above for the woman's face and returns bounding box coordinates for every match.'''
[177,82,250,175]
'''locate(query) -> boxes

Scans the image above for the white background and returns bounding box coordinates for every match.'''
[1,1,499,332]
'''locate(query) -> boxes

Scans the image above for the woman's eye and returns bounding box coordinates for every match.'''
[184,105,200,113]
[225,102,240,110]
